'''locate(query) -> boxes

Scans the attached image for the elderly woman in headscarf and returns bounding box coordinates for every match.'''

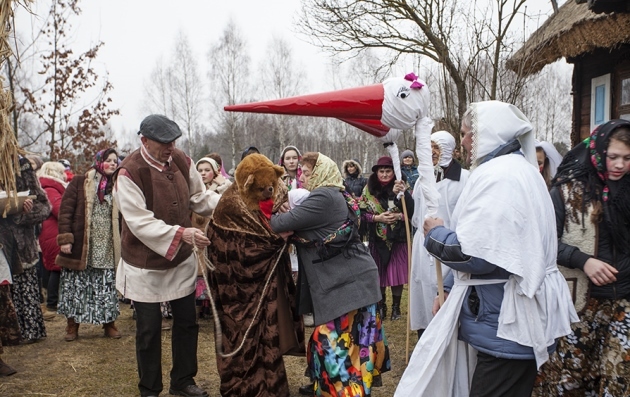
[360,156,414,321]
[56,148,122,341]
[533,120,630,396]
[396,101,577,397]
[271,152,390,397]
[409,131,470,338]
[535,140,563,189]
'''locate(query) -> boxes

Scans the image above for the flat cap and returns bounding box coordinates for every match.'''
[137,115,182,143]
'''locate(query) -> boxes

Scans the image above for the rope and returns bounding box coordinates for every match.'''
[191,231,287,358]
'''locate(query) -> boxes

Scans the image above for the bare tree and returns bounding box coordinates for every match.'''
[9,0,118,169]
[298,0,531,131]
[142,31,204,155]
[515,61,572,145]
[208,19,251,170]
[259,35,304,151]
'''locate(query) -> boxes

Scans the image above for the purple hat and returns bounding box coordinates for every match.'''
[371,156,394,172]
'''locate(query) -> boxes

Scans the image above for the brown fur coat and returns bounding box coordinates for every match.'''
[56,169,120,270]
[207,180,303,397]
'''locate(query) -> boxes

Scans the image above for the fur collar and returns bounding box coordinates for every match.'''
[367,173,396,201]
[342,159,363,178]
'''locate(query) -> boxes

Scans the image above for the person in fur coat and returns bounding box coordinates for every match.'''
[56,148,122,342]
[1,156,51,344]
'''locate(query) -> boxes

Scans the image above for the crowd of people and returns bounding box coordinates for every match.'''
[0,104,628,397]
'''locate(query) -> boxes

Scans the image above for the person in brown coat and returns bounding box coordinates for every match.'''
[56,148,122,341]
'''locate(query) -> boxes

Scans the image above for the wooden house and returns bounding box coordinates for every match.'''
[507,0,630,146]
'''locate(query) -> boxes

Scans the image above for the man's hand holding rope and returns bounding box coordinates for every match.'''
[182,227,210,249]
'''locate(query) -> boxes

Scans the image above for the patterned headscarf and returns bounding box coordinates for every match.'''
[305,153,345,192]
[93,148,118,203]
[554,119,630,254]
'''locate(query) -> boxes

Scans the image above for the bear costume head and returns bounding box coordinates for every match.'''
[235,153,285,212]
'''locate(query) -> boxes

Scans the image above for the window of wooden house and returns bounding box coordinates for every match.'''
[591,74,611,131]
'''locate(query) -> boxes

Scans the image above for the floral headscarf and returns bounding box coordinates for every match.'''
[93,148,118,203]
[554,119,630,255]
[305,153,345,192]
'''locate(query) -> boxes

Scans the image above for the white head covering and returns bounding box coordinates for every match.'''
[535,140,563,178]
[469,101,536,169]
[431,131,456,167]
[196,157,220,174]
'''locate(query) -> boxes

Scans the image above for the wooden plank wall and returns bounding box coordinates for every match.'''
[570,44,630,147]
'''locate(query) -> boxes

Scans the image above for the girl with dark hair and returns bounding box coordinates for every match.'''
[534,120,630,396]
[56,148,122,341]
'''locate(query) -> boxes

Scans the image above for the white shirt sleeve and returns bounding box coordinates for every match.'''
[114,171,184,259]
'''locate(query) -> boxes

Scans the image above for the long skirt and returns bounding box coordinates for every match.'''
[10,267,46,341]
[370,243,409,287]
[57,267,119,324]
[0,284,22,349]
[307,304,390,397]
[533,297,630,396]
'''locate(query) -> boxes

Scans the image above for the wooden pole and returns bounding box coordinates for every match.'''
[436,258,445,306]
[401,195,413,365]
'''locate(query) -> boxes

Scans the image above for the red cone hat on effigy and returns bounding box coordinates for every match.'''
[224,84,390,137]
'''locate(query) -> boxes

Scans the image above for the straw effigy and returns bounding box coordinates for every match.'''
[0,0,31,216]
[507,1,630,77]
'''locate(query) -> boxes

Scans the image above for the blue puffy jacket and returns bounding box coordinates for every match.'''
[424,226,555,360]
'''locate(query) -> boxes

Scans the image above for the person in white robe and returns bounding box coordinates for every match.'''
[409,131,469,337]
[395,101,578,397]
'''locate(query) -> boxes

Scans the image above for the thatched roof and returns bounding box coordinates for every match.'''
[507,1,630,76]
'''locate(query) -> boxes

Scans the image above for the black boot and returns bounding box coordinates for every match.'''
[391,294,402,321]
[378,299,387,320]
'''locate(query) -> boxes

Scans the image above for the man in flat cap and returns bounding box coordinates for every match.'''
[114,115,220,397]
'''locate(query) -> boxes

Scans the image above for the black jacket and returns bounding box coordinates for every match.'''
[551,185,630,299]
[342,159,367,198]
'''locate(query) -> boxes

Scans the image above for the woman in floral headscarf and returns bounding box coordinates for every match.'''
[56,149,122,342]
[271,152,390,397]
[533,120,630,396]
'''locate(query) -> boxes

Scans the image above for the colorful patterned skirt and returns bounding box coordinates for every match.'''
[533,297,630,396]
[307,303,390,396]
[58,267,119,325]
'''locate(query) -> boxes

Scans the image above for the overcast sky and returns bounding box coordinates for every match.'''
[14,0,561,140]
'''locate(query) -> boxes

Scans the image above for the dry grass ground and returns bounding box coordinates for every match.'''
[1,288,417,397]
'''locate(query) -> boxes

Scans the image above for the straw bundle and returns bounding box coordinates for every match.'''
[0,0,29,216]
